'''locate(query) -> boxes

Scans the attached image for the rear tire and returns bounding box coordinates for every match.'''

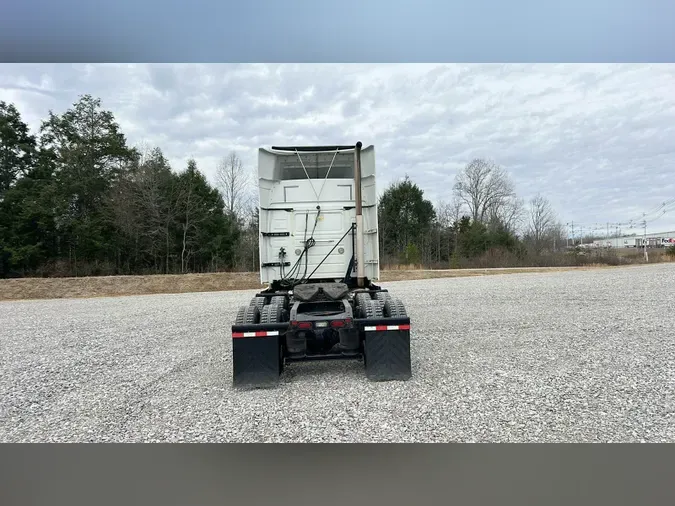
[384,297,407,318]
[374,291,392,304]
[355,292,372,310]
[260,303,283,324]
[232,303,279,388]
[360,299,384,319]
[271,295,288,310]
[235,305,260,324]
[361,298,411,382]
[249,296,266,310]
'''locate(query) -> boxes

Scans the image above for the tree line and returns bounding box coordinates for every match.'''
[2,94,571,279]
[378,159,568,268]
[0,95,259,278]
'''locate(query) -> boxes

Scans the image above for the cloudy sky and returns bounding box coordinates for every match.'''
[1,63,675,236]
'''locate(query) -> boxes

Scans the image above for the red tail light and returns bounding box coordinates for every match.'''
[297,322,312,329]
[330,318,352,328]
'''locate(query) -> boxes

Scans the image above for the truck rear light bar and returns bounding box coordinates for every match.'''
[290,321,313,329]
[330,318,352,328]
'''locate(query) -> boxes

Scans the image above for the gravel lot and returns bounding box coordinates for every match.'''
[1,264,674,442]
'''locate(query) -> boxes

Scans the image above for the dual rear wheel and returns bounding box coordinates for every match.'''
[355,291,411,382]
[232,290,411,387]
[356,292,407,319]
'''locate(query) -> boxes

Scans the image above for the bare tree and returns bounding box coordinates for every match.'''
[435,200,452,229]
[448,196,465,224]
[433,200,452,262]
[436,197,465,227]
[133,141,154,167]
[234,199,260,272]
[178,160,206,273]
[131,148,183,273]
[453,158,516,224]
[526,193,555,253]
[546,220,566,252]
[487,196,526,235]
[433,197,466,260]
[216,151,252,220]
[448,196,466,257]
[105,171,140,272]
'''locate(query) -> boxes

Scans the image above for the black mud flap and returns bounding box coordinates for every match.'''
[232,323,287,388]
[357,317,412,381]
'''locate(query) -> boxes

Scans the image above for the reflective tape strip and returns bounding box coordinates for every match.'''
[232,330,280,338]
[363,324,411,332]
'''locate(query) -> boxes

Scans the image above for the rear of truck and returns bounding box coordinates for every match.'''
[231,143,412,388]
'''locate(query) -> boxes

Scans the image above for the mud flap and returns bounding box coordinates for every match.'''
[232,324,286,388]
[359,318,412,381]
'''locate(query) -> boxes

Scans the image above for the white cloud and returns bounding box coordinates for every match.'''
[1,63,675,235]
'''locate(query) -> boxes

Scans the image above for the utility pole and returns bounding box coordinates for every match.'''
[643,214,648,262]
[566,222,570,247]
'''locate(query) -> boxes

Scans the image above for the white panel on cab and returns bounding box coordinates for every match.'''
[256,144,380,284]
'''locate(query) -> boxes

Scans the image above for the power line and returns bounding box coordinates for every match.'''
[569,198,675,233]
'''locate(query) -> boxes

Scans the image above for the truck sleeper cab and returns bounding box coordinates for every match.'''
[231,143,412,388]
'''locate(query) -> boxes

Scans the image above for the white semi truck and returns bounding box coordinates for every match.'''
[231,142,412,388]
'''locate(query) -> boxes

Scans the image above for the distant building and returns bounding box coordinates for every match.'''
[591,231,675,249]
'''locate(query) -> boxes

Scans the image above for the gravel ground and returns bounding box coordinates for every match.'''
[1,263,674,442]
